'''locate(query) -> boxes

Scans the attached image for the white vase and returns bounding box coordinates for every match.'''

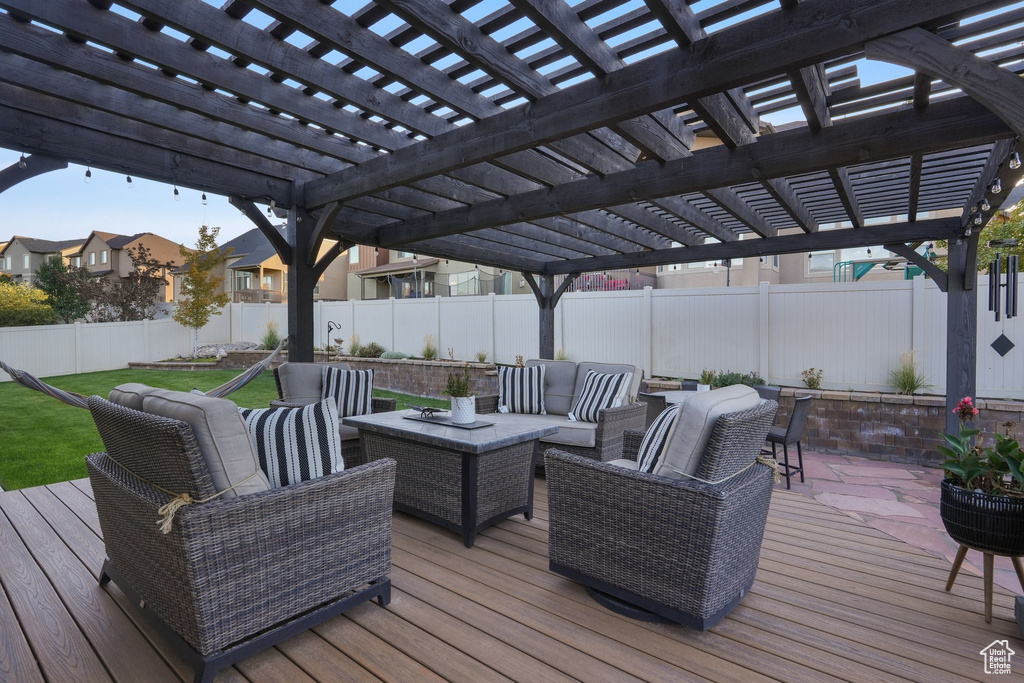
[450,396,476,424]
[697,384,712,392]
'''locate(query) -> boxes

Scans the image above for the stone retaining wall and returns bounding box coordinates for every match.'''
[643,379,1024,466]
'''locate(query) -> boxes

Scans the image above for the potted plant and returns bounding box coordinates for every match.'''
[938,397,1024,557]
[444,365,475,425]
[697,368,715,392]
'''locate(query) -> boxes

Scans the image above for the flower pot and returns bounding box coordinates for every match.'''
[450,396,476,425]
[697,384,711,392]
[940,479,1024,555]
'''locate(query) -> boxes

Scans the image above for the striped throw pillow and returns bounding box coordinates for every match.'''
[322,367,374,417]
[239,400,343,488]
[637,404,680,473]
[568,370,632,423]
[498,365,546,415]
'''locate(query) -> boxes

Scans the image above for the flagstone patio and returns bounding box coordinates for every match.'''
[781,450,1023,594]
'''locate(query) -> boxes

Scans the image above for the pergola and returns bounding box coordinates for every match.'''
[2,0,1023,431]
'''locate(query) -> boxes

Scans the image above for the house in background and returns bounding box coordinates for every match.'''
[74,231,187,303]
[347,247,530,300]
[172,226,349,304]
[0,236,86,286]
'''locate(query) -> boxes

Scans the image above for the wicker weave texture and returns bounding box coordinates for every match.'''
[362,432,463,523]
[545,403,776,622]
[476,442,534,523]
[86,399,396,655]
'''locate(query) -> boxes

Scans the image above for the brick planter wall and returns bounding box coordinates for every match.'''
[215,351,498,398]
[642,380,1024,466]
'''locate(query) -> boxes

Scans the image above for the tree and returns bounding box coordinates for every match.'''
[0,281,58,326]
[34,255,92,323]
[174,225,231,357]
[87,243,169,322]
[934,204,1024,273]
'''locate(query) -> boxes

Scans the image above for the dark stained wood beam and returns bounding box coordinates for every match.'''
[866,27,1024,138]
[913,73,932,110]
[312,240,348,281]
[0,153,67,194]
[960,139,1024,235]
[908,153,923,221]
[883,242,948,291]
[0,105,292,203]
[229,196,293,263]
[829,167,865,228]
[789,64,831,131]
[307,202,342,269]
[545,218,962,274]
[305,0,996,208]
[374,97,1010,247]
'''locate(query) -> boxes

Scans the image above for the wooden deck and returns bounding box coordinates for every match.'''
[0,477,1019,683]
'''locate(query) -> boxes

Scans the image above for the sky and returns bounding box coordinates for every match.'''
[1,0,1018,247]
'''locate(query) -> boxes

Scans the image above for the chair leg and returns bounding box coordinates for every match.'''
[945,544,969,591]
[782,444,791,490]
[796,441,805,483]
[984,553,994,624]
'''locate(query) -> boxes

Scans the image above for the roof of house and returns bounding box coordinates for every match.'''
[357,258,440,277]
[79,230,187,267]
[0,236,86,255]
[222,226,286,269]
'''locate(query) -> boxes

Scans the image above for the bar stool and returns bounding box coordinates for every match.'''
[764,394,812,489]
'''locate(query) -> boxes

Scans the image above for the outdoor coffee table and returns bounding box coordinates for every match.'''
[344,410,558,547]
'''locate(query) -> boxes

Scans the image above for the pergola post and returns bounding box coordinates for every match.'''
[944,235,980,433]
[286,206,316,363]
[523,272,579,360]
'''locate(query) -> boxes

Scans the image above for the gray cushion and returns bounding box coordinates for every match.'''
[108,383,161,411]
[654,385,761,480]
[527,359,576,416]
[488,412,597,448]
[143,389,271,498]
[337,422,360,441]
[277,362,351,404]
[572,362,640,408]
[607,458,640,471]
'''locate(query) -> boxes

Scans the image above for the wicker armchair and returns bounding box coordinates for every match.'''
[545,400,777,630]
[86,397,395,683]
[477,393,646,463]
[272,364,396,467]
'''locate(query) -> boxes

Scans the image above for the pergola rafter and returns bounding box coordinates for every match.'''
[1,0,1021,433]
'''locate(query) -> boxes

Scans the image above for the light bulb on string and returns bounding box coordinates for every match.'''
[173,186,180,201]
[991,178,1003,194]
[201,192,207,206]
[1010,152,1021,170]
[867,248,872,256]
[981,198,991,212]
[973,213,983,226]
[18,154,26,169]
[84,167,92,183]
[126,175,133,189]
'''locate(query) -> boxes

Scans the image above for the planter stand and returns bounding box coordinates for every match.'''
[944,543,1024,623]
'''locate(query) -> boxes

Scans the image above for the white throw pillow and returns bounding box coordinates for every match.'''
[568,370,632,423]
[498,365,546,415]
[239,400,344,488]
[321,367,374,417]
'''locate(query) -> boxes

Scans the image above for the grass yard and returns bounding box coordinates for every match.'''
[0,368,447,491]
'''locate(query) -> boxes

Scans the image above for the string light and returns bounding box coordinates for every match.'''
[1010,152,1021,170]
[973,213,983,226]
[991,178,1003,194]
[201,192,207,206]
[18,154,26,169]
[173,185,180,201]
[867,248,872,256]
[374,247,378,255]
[126,175,133,189]
[980,198,991,212]
[84,166,92,184]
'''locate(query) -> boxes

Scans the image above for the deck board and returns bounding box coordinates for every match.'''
[0,478,1019,683]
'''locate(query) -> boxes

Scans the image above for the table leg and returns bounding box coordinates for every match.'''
[525,444,536,521]
[461,454,478,548]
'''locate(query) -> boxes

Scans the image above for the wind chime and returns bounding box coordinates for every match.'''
[988,239,1018,357]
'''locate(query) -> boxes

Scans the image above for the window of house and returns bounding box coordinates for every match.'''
[263,275,273,289]
[23,254,30,269]
[89,252,96,265]
[235,272,251,291]
[397,251,413,259]
[73,257,81,267]
[808,250,835,274]
[313,283,320,295]
[101,250,107,264]
[349,245,359,264]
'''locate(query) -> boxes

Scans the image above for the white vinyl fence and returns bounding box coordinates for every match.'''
[2,279,1023,399]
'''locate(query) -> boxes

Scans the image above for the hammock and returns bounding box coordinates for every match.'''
[0,338,286,409]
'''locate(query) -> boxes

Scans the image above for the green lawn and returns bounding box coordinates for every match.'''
[0,369,447,491]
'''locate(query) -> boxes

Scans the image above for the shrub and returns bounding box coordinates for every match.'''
[514,355,525,368]
[421,334,437,360]
[443,365,472,397]
[890,350,930,395]
[0,282,58,327]
[357,341,386,358]
[555,347,570,361]
[259,321,281,350]
[381,351,408,359]
[710,370,766,389]
[475,351,488,363]
[698,368,716,385]
[802,367,823,389]
[348,332,361,356]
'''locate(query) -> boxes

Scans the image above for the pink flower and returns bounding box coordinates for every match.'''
[954,396,979,423]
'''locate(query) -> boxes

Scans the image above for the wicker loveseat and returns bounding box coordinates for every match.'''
[545,386,777,629]
[86,394,395,683]
[477,359,646,464]
[273,362,397,466]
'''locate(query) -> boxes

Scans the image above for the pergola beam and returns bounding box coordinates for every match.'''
[374,98,1010,247]
[545,218,962,274]
[883,243,948,291]
[0,153,67,194]
[229,196,293,263]
[305,0,990,208]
